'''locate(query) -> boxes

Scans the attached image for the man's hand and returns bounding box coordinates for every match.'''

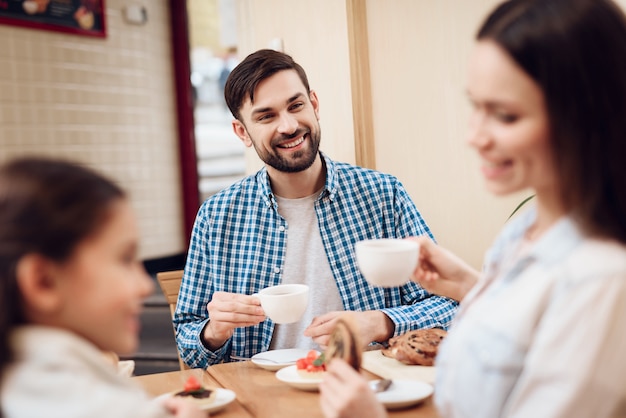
[202,291,266,350]
[303,311,394,349]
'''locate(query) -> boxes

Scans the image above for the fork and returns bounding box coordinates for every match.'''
[229,355,285,364]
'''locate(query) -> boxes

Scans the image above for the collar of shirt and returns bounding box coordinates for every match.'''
[492,207,583,271]
[466,207,583,311]
[255,151,338,209]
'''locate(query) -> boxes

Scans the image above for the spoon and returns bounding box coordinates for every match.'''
[370,379,393,393]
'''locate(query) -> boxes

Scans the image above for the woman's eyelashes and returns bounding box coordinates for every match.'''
[494,111,518,123]
[468,96,520,124]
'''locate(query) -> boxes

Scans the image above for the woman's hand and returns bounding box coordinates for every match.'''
[319,359,388,418]
[409,236,480,302]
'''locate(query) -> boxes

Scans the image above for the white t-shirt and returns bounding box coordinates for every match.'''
[269,190,344,350]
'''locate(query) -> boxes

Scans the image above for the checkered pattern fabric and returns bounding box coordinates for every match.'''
[174,152,458,368]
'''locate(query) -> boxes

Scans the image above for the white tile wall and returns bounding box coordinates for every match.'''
[0,0,186,260]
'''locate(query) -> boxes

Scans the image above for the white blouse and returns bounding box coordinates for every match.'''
[2,326,171,418]
[435,209,626,418]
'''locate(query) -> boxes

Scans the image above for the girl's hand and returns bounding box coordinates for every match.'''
[161,396,206,418]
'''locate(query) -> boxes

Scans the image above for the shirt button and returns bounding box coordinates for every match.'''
[278,225,285,231]
[274,267,281,274]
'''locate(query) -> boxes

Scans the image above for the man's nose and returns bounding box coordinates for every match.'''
[277,112,298,134]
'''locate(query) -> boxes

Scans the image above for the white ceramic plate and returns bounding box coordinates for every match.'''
[275,364,324,391]
[251,348,314,371]
[155,388,237,413]
[370,379,433,410]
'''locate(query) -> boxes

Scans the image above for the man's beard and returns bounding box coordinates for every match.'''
[254,127,321,173]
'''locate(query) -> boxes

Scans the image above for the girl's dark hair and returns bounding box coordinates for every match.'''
[224,49,311,121]
[0,157,125,386]
[477,0,626,243]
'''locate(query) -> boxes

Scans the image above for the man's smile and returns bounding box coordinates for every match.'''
[277,135,305,149]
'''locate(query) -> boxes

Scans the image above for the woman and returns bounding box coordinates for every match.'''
[319,0,626,417]
[0,158,204,418]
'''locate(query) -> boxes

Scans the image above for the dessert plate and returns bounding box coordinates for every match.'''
[370,379,433,410]
[275,365,324,391]
[155,388,236,413]
[251,348,314,371]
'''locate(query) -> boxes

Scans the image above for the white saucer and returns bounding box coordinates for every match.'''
[155,387,236,413]
[251,348,314,371]
[370,379,433,410]
[275,365,324,391]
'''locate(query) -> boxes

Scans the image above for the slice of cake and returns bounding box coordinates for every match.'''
[325,316,362,370]
[294,315,363,379]
[173,376,217,407]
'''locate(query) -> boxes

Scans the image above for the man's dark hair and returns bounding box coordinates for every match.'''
[224,49,310,121]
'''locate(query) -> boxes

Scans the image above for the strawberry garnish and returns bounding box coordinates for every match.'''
[296,350,326,372]
[183,376,202,393]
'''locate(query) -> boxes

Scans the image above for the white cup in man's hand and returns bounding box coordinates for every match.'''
[355,238,420,287]
[255,284,309,324]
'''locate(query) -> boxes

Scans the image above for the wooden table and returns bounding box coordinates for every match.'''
[134,362,440,418]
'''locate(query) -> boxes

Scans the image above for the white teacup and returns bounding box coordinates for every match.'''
[255,284,309,324]
[355,238,420,287]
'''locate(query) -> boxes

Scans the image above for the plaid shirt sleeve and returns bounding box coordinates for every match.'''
[173,201,231,368]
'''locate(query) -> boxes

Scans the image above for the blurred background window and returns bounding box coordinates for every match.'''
[188,0,245,203]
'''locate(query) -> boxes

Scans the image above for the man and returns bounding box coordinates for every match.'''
[174,49,457,368]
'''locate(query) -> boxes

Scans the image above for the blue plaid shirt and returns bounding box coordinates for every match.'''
[174,153,458,368]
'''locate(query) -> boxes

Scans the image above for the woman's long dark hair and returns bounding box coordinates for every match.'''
[478,0,626,244]
[0,157,125,399]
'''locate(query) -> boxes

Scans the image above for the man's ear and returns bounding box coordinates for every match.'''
[15,254,64,316]
[232,119,253,148]
[309,90,320,120]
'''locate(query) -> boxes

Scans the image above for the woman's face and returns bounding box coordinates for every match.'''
[466,40,558,197]
[51,199,153,355]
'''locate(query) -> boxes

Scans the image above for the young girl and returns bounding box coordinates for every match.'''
[320,0,626,417]
[0,158,204,418]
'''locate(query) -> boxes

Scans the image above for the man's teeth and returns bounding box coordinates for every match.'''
[280,137,305,148]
